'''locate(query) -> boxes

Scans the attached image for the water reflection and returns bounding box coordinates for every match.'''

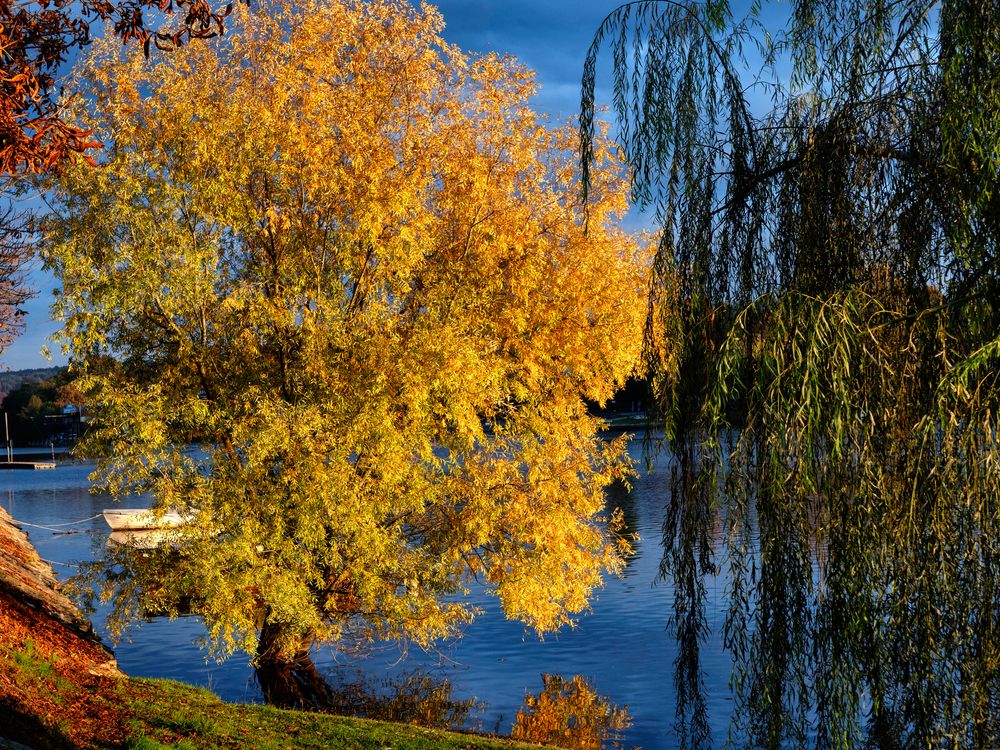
[320,670,485,729]
[258,659,633,750]
[318,667,481,730]
[253,656,483,730]
[605,478,641,569]
[512,673,632,750]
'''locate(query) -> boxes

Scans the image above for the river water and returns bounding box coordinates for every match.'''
[1,440,736,750]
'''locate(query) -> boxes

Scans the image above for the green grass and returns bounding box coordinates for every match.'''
[120,678,540,750]
[9,639,74,696]
[126,738,198,750]
[2,638,541,749]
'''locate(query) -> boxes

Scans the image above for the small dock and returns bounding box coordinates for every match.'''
[0,461,57,470]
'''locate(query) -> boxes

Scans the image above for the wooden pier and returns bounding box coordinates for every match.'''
[0,461,57,470]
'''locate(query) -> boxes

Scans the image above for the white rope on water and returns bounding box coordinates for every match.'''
[9,514,104,533]
[40,558,81,569]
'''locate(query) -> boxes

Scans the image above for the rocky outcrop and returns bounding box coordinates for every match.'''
[0,506,116,671]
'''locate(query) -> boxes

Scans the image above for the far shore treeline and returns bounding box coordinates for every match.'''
[0,365,652,447]
[0,367,85,446]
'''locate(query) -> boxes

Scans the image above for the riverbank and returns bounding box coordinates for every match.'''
[0,505,540,750]
[1,631,540,750]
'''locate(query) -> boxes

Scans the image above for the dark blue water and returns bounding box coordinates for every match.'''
[0,440,734,749]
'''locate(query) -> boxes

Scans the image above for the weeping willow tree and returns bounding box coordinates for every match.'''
[582,1,1000,748]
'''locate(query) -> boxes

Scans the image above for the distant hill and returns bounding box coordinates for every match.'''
[0,366,66,395]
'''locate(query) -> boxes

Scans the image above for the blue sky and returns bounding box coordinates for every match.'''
[434,0,620,117]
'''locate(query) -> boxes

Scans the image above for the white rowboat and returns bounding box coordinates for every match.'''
[102,508,189,531]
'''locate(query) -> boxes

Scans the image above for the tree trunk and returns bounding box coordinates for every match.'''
[254,620,335,711]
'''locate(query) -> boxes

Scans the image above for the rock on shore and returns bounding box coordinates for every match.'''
[1,505,123,748]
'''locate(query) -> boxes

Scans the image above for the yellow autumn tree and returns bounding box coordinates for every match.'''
[43,0,648,676]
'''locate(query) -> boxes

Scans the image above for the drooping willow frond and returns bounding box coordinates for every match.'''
[583,1,1000,747]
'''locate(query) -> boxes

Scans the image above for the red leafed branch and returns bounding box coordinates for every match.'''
[0,205,31,350]
[0,0,239,176]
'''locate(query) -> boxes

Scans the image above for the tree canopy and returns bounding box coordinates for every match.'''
[583,0,1000,747]
[44,0,649,679]
[0,0,239,355]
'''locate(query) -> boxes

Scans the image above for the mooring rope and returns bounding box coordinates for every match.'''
[39,558,82,569]
[9,514,104,533]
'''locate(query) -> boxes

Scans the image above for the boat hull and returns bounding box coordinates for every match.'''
[107,529,182,549]
[102,509,187,531]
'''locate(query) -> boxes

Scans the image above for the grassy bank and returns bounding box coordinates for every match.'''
[0,601,537,750]
[119,677,538,750]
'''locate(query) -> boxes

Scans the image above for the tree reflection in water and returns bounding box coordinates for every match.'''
[256,661,635,750]
[512,673,631,750]
[255,660,481,729]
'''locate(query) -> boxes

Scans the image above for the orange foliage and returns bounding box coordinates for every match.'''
[512,673,632,750]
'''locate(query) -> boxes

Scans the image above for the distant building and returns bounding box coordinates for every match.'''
[43,404,85,443]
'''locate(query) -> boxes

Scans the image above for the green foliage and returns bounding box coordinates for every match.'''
[584,0,1000,747]
[127,737,198,750]
[0,368,81,445]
